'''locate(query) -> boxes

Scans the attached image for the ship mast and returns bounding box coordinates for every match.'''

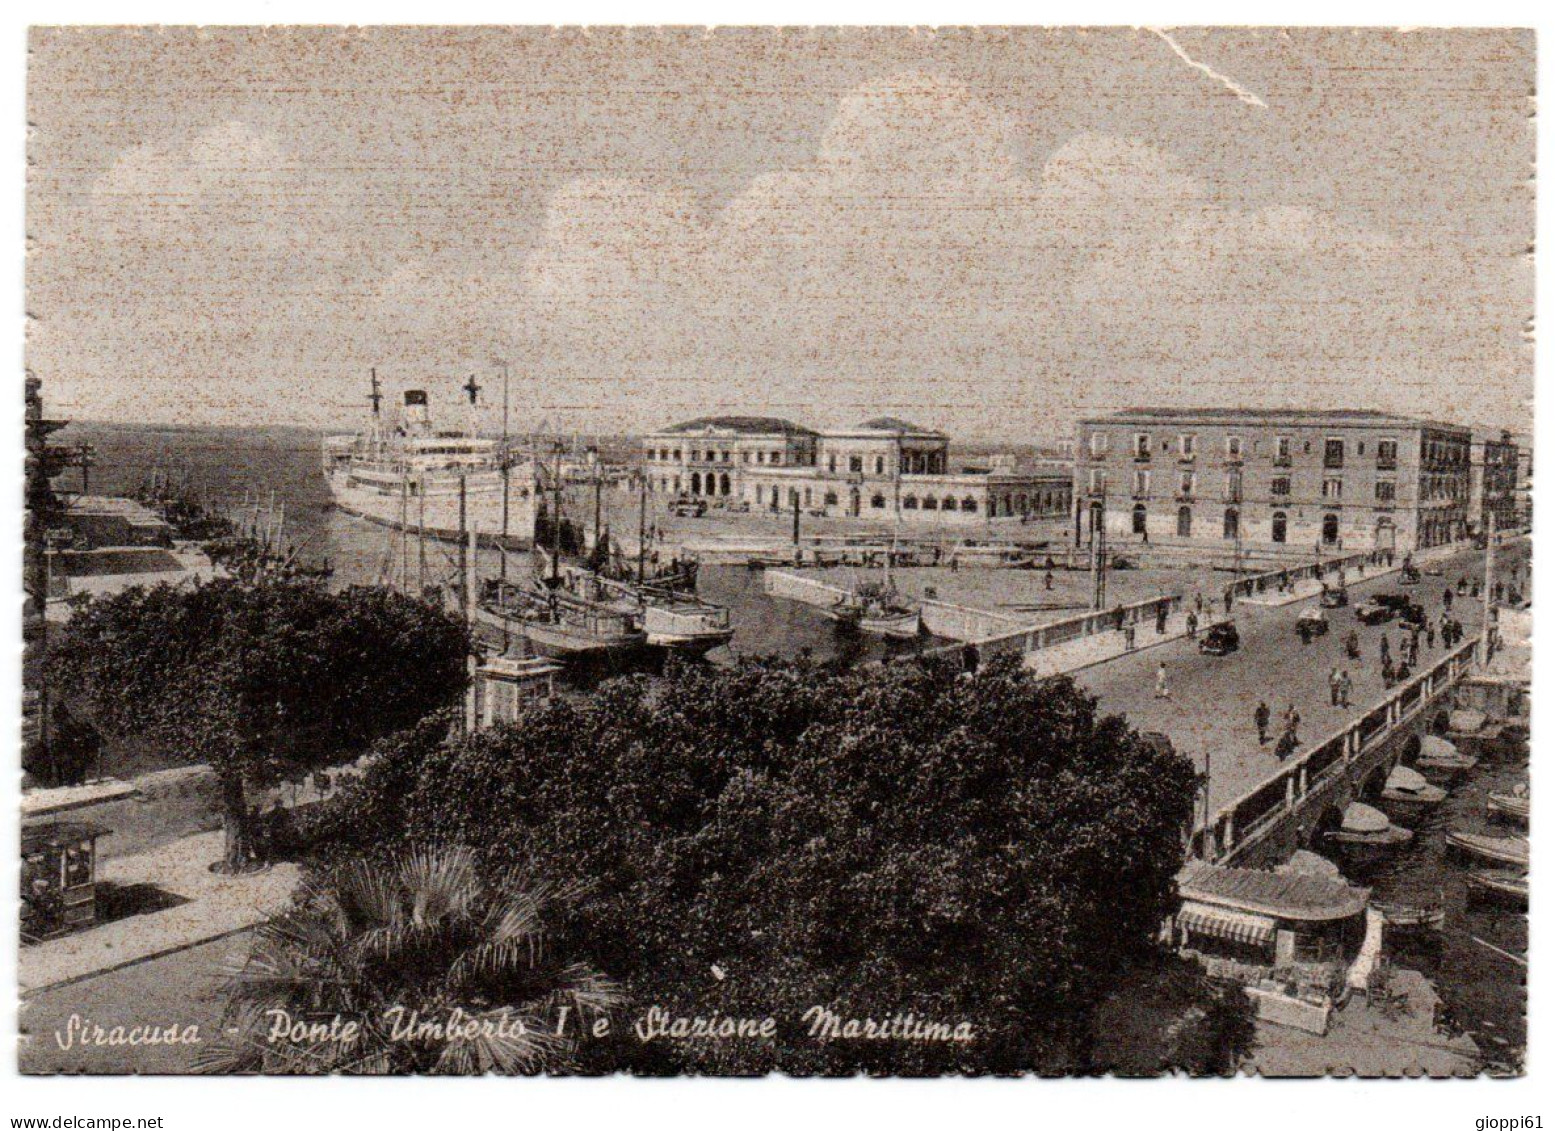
[368,368,383,456]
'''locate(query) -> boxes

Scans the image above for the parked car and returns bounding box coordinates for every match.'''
[670,496,708,518]
[1356,598,1398,625]
[1298,607,1330,636]
[1398,601,1427,628]
[1399,565,1422,586]
[1199,621,1241,655]
[1319,586,1350,608]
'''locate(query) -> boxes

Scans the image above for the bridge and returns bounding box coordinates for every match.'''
[1191,637,1480,867]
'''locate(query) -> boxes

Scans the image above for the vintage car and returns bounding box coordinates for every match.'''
[1319,585,1350,608]
[1355,598,1398,625]
[1399,565,1422,586]
[1298,607,1330,636]
[670,496,708,518]
[1199,621,1241,656]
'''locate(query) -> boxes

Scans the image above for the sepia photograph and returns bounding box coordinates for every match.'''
[15,19,1534,1097]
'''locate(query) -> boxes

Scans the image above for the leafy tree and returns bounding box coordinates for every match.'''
[197,846,618,1074]
[23,700,103,787]
[333,652,1237,1074]
[48,579,469,870]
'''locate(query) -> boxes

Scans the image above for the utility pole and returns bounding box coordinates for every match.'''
[637,470,649,584]
[458,474,469,617]
[417,474,427,597]
[464,521,479,735]
[792,491,801,566]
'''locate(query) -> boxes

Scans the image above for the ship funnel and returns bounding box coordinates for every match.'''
[403,390,430,432]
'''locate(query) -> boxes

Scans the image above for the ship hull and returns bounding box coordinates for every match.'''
[328,469,535,548]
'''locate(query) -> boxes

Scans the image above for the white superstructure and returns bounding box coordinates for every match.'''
[323,386,536,547]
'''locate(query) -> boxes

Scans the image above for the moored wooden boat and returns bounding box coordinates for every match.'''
[1487,786,1530,825]
[1373,902,1447,931]
[1464,869,1529,909]
[1446,831,1529,869]
[1325,803,1413,866]
[1376,765,1448,824]
[859,607,923,638]
[477,583,647,661]
[1412,735,1479,785]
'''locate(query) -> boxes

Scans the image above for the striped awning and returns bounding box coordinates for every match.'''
[1177,901,1277,946]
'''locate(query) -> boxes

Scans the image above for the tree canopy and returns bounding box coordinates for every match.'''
[328,652,1223,1074]
[49,578,470,867]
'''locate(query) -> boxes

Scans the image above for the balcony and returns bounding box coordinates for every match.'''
[1376,459,1398,472]
[1272,456,1292,469]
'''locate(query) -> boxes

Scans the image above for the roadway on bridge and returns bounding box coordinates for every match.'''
[1075,540,1530,816]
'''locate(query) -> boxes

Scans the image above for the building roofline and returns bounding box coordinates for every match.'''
[1079,407,1470,433]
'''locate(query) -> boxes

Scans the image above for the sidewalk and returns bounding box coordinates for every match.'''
[20,829,299,994]
[1023,608,1221,679]
[1238,543,1471,609]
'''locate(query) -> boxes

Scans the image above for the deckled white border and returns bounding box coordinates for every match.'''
[1,4,1546,1128]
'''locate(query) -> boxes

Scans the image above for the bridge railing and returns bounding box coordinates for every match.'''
[916,591,1185,662]
[1193,638,1479,863]
[1222,549,1386,605]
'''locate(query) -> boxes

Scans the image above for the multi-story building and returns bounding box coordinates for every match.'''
[1074,408,1472,554]
[1468,430,1521,537]
[642,415,1071,525]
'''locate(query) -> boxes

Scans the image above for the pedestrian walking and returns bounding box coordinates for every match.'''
[1155,661,1170,699]
[1339,670,1353,709]
[1156,603,1168,635]
[1044,568,1053,591]
[1458,576,1469,595]
[1283,704,1301,745]
[1298,619,1312,646]
[1344,629,1361,660]
[1328,667,1342,706]
[1380,633,1391,664]
[1255,701,1270,745]
[1425,623,1435,650]
[1195,592,1204,616]
[1382,657,1395,687]
[1186,610,1199,639]
[1444,587,1454,612]
[1124,623,1137,652]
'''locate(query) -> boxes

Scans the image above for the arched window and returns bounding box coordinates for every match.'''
[871,494,886,509]
[962,497,978,513]
[719,473,731,496]
[690,471,702,496]
[1132,504,1147,535]
[1017,493,1028,514]
[923,496,939,511]
[943,495,957,512]
[1176,505,1192,538]
[824,491,839,506]
[1223,507,1239,540]
[1322,513,1340,545]
[1272,511,1287,544]
[903,495,919,510]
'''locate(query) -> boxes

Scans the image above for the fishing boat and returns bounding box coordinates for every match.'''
[1324,802,1413,866]
[594,576,734,656]
[1411,734,1479,785]
[1463,869,1529,909]
[1446,832,1529,869]
[852,490,922,638]
[1376,764,1448,824]
[1487,785,1530,824]
[859,602,924,639]
[477,581,647,661]
[322,374,536,548]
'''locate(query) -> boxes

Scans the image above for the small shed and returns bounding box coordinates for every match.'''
[22,819,109,939]
[472,654,564,729]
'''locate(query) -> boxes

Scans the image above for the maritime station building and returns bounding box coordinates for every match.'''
[642,416,1072,525]
[1074,408,1473,554]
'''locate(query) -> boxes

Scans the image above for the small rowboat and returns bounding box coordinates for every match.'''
[1487,786,1530,824]
[1374,902,1447,931]
[1464,869,1529,909]
[1413,735,1478,785]
[1377,765,1447,824]
[1446,832,1529,869]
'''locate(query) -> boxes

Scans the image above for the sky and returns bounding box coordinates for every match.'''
[26,26,1534,442]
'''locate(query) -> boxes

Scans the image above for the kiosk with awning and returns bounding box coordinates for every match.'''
[1176,859,1370,971]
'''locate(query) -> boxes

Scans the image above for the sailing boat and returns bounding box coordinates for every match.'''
[477,444,646,662]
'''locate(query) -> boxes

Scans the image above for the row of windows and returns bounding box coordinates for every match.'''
[648,447,796,466]
[1089,431,1404,469]
[1096,469,1400,502]
[1114,503,1390,545]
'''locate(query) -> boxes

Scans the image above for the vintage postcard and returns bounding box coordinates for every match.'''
[20,25,1531,1081]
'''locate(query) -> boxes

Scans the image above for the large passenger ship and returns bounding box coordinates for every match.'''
[322,378,536,548]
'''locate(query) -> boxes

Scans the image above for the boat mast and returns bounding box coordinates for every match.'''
[551,440,564,586]
[499,361,510,650]
[368,368,383,456]
[637,470,648,583]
